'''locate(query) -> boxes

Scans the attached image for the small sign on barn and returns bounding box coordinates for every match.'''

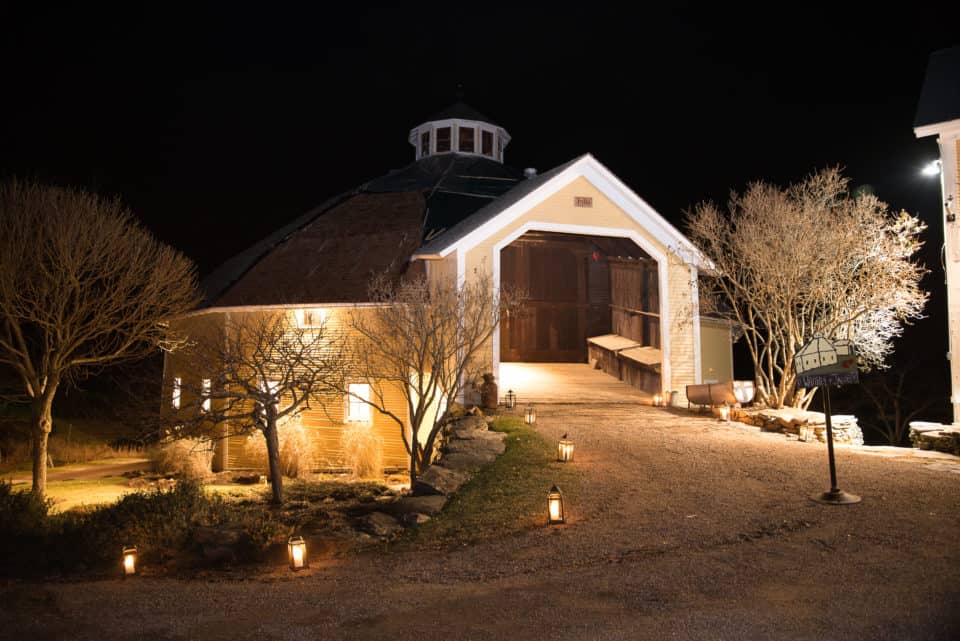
[794,334,859,388]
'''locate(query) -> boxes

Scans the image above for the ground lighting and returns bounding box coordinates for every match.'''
[557,434,574,462]
[288,536,308,571]
[547,485,565,524]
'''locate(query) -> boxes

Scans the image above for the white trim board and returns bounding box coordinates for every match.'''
[423,153,711,271]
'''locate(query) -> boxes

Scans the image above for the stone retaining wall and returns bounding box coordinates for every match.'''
[734,408,864,446]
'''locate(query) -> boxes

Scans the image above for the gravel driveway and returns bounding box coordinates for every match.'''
[4,404,959,641]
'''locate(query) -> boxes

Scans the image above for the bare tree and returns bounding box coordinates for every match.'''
[169,311,347,503]
[686,168,927,409]
[348,268,519,487]
[0,179,200,498]
[856,366,940,446]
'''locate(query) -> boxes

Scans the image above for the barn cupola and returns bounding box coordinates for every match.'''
[409,101,511,163]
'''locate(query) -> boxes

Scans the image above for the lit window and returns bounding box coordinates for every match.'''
[259,381,280,418]
[481,130,493,156]
[435,127,451,153]
[297,308,327,328]
[172,377,181,409]
[346,383,371,423]
[201,378,211,413]
[458,126,475,153]
[420,130,430,157]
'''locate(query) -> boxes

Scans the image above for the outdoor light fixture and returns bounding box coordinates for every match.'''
[525,405,537,424]
[653,393,661,407]
[504,389,517,409]
[288,535,308,571]
[547,485,565,524]
[922,159,942,177]
[557,434,574,462]
[719,405,730,422]
[122,546,137,577]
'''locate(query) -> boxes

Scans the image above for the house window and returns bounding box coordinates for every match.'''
[297,308,327,328]
[201,378,211,413]
[458,126,475,153]
[172,377,181,409]
[259,380,280,418]
[346,383,371,423]
[420,130,430,157]
[435,127,451,153]
[481,130,493,156]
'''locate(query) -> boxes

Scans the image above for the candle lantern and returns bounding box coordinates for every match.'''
[547,485,565,524]
[122,546,137,577]
[719,405,730,422]
[557,434,574,462]
[653,393,662,407]
[525,405,537,424]
[288,535,308,571]
[504,389,517,409]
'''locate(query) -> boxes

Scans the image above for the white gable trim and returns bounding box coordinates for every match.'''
[915,117,960,139]
[434,153,709,269]
[490,221,674,396]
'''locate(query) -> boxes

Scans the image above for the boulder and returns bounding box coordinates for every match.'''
[448,415,487,436]
[413,465,470,496]
[441,451,496,471]
[358,512,403,538]
[391,494,448,516]
[403,513,432,526]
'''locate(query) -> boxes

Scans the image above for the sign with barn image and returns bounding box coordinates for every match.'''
[794,334,859,388]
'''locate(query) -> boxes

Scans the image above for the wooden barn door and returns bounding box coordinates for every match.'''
[500,235,610,362]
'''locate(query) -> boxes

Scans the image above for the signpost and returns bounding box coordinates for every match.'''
[794,335,862,505]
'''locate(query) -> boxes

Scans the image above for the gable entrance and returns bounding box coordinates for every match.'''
[500,231,658,363]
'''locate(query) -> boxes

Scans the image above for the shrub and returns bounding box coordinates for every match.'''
[147,439,213,480]
[243,414,316,479]
[0,479,50,538]
[341,422,383,479]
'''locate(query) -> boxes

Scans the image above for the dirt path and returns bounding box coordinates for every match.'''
[3,458,150,485]
[4,406,959,640]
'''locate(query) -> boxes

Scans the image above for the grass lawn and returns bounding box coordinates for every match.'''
[410,416,581,547]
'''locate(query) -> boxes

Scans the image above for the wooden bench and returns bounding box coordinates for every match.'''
[587,334,662,394]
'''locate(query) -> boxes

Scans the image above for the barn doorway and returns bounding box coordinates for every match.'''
[499,231,660,363]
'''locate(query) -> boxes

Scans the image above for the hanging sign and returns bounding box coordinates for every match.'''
[794,334,859,388]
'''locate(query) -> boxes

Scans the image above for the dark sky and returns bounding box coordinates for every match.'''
[0,5,955,374]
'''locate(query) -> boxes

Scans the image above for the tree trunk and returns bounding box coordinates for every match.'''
[263,418,284,504]
[409,445,420,489]
[30,383,58,499]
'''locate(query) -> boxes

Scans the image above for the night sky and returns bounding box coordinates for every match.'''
[1,5,956,402]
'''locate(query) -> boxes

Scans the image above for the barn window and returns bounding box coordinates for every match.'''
[458,126,475,153]
[201,378,211,413]
[420,130,430,157]
[481,130,494,156]
[435,127,451,153]
[346,383,372,423]
[172,377,181,409]
[297,308,327,328]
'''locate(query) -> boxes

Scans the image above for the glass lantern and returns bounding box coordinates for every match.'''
[547,485,565,524]
[122,546,137,577]
[525,405,536,424]
[557,434,574,462]
[288,535,308,571]
[504,390,517,409]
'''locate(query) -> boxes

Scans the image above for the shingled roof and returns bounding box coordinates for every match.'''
[202,154,524,306]
[915,46,960,129]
